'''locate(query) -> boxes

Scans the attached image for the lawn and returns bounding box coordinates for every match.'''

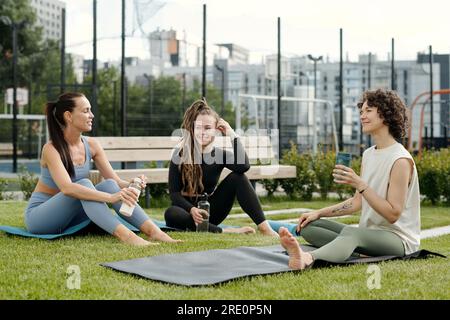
[0,200,448,300]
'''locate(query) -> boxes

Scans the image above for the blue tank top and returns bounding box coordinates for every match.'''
[39,136,92,190]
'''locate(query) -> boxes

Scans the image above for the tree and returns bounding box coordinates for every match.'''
[83,67,119,136]
[0,0,42,92]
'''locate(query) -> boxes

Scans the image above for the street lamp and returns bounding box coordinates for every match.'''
[307,54,323,99]
[214,64,225,116]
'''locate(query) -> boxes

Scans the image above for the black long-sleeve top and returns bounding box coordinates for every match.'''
[168,137,250,212]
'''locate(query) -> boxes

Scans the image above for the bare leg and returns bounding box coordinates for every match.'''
[113,224,156,246]
[222,226,256,234]
[140,220,183,243]
[279,227,313,270]
[258,220,280,237]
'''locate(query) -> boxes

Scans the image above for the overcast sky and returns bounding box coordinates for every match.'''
[65,0,450,63]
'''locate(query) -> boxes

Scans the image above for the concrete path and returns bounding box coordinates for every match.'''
[229,207,450,239]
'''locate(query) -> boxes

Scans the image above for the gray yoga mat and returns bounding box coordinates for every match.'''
[101,244,445,286]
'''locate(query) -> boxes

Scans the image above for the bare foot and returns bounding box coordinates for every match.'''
[140,220,183,243]
[223,226,256,234]
[113,225,158,246]
[148,230,184,243]
[121,233,158,246]
[279,227,313,270]
[257,221,280,237]
[124,236,159,247]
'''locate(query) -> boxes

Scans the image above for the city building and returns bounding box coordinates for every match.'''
[29,0,65,42]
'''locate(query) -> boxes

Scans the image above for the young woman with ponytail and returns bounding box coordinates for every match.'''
[25,92,180,246]
[164,98,278,236]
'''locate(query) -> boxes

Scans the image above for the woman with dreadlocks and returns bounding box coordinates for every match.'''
[164,98,278,236]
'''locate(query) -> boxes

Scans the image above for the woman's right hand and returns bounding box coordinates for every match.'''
[190,207,206,225]
[296,210,321,233]
[110,187,139,207]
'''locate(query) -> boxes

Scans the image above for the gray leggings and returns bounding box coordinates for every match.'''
[299,219,405,263]
[25,178,150,235]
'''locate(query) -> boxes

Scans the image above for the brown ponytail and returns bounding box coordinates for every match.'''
[45,92,85,177]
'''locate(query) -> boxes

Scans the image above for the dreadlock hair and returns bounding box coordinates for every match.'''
[178,98,220,196]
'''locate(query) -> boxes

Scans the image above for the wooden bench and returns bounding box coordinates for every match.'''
[89,135,296,185]
[0,143,23,156]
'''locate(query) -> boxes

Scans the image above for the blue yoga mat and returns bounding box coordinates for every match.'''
[0,216,175,240]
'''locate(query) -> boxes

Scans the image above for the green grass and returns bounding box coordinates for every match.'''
[0,200,449,299]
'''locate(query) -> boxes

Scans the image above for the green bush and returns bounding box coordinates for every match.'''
[440,149,450,205]
[0,178,8,200]
[18,166,39,201]
[263,145,449,205]
[260,179,280,197]
[143,161,170,199]
[415,148,449,205]
[279,142,316,201]
[312,150,335,200]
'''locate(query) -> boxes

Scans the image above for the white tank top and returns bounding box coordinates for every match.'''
[359,142,421,254]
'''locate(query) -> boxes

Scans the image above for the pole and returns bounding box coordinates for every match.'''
[92,0,98,135]
[391,38,395,90]
[182,73,186,115]
[27,80,32,158]
[307,54,322,154]
[202,4,206,98]
[339,28,343,151]
[121,0,126,138]
[429,45,433,148]
[113,80,117,136]
[367,52,372,147]
[277,17,281,156]
[121,0,126,169]
[12,23,18,173]
[214,65,225,116]
[221,69,225,116]
[60,8,65,94]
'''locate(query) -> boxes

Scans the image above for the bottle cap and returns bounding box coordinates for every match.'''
[133,177,142,183]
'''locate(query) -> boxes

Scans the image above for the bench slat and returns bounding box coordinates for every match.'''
[95,136,273,150]
[103,147,275,162]
[89,165,296,185]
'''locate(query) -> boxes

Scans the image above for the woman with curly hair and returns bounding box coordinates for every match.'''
[164,98,278,236]
[279,89,420,269]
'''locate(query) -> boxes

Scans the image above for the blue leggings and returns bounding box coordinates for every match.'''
[25,178,150,235]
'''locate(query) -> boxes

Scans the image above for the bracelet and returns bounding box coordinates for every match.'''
[358,187,367,194]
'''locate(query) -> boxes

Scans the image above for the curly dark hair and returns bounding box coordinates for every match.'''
[357,89,409,140]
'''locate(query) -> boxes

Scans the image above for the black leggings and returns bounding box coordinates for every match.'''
[164,172,266,232]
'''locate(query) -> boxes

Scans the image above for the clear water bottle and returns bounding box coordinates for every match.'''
[196,193,210,232]
[119,177,142,217]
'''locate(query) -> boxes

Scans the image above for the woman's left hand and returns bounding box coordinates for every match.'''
[217,118,234,136]
[333,165,367,190]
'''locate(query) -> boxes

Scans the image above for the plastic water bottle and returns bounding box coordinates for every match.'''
[119,177,142,217]
[196,193,210,232]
